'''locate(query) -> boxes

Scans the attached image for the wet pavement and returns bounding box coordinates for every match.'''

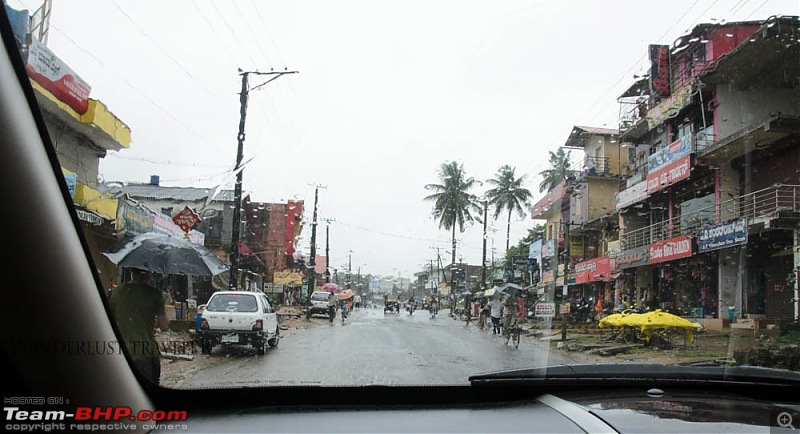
[186,307,577,387]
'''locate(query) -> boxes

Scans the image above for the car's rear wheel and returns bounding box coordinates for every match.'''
[268,328,280,347]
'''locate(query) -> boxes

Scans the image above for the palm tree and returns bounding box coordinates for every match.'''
[485,165,533,252]
[424,161,480,265]
[538,148,576,193]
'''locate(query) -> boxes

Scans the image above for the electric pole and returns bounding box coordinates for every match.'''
[481,200,488,289]
[322,218,335,282]
[228,69,297,290]
[305,183,326,317]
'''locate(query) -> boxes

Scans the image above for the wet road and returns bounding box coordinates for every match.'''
[187,307,575,387]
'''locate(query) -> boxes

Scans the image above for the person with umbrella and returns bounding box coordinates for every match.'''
[109,267,170,384]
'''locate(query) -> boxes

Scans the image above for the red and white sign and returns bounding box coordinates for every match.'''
[646,155,692,194]
[574,256,611,284]
[172,206,201,233]
[648,235,693,264]
[25,39,91,114]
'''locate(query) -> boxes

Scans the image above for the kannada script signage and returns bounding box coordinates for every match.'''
[698,217,748,253]
[648,135,693,172]
[616,181,648,210]
[615,247,649,270]
[26,39,91,114]
[574,256,611,284]
[648,235,693,264]
[646,155,692,194]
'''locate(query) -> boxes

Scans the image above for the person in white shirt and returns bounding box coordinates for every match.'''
[488,297,503,335]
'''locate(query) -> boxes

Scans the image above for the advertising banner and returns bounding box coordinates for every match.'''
[25,39,91,114]
[116,199,154,235]
[615,246,649,270]
[698,217,748,253]
[534,302,556,318]
[647,155,692,194]
[648,135,693,173]
[273,270,303,286]
[648,235,693,264]
[570,239,585,263]
[649,44,670,97]
[646,83,694,129]
[153,213,204,244]
[574,256,611,284]
[616,180,648,210]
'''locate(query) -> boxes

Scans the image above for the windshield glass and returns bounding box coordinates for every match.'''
[207,294,258,313]
[3,0,798,389]
[310,292,329,301]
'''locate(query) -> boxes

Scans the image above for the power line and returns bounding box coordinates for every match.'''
[107,0,225,105]
[190,1,240,67]
[49,26,225,155]
[231,1,275,69]
[249,0,287,68]
[208,0,259,68]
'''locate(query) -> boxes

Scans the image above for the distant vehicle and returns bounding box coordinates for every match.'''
[199,291,280,355]
[309,291,336,318]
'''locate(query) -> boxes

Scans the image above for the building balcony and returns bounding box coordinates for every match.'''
[620,184,800,250]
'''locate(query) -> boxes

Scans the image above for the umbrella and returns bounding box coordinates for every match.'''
[337,289,354,300]
[323,282,339,293]
[497,283,524,298]
[484,288,500,298]
[103,232,228,277]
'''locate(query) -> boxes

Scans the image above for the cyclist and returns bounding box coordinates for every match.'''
[501,294,517,337]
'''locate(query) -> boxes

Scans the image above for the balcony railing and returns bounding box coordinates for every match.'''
[570,156,612,179]
[620,184,800,250]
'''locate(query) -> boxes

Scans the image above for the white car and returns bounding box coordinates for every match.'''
[199,291,280,355]
[309,291,336,318]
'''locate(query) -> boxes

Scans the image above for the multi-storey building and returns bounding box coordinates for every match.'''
[613,16,799,324]
[529,16,799,327]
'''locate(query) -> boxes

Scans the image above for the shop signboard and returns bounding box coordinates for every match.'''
[698,217,748,253]
[273,270,303,286]
[541,269,554,284]
[646,154,692,194]
[529,240,542,261]
[570,239,585,263]
[646,83,694,129]
[172,205,201,233]
[616,181,648,210]
[648,235,693,264]
[25,39,91,114]
[648,135,693,173]
[153,213,204,245]
[534,302,556,318]
[615,246,649,270]
[116,199,154,235]
[648,44,670,98]
[574,256,611,284]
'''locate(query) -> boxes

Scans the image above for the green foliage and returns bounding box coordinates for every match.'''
[424,161,480,264]
[485,165,533,251]
[538,148,577,193]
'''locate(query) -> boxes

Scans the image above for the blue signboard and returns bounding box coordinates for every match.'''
[648,135,692,172]
[697,217,748,253]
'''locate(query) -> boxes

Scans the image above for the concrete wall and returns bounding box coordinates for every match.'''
[716,86,800,140]
[45,114,102,188]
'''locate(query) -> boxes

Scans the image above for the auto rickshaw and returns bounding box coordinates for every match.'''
[384,297,400,314]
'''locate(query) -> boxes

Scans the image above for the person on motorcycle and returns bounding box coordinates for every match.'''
[340,297,350,318]
[430,295,439,315]
[407,296,416,314]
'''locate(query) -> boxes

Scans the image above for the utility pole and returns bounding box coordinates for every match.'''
[561,221,572,341]
[348,252,353,289]
[228,69,297,290]
[481,200,488,289]
[305,184,325,317]
[322,218,335,282]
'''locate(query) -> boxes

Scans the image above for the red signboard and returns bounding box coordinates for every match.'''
[574,256,611,284]
[172,206,201,233]
[25,39,91,114]
[649,44,670,97]
[648,235,693,264]
[646,154,692,194]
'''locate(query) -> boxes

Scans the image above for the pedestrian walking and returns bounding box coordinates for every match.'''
[109,268,170,384]
[476,297,489,330]
[488,296,503,335]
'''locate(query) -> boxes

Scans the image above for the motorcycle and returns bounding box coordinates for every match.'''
[568,301,593,325]
[407,303,416,315]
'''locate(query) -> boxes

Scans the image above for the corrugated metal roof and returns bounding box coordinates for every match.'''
[117,184,238,202]
[563,125,620,149]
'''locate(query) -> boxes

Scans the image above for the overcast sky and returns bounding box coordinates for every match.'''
[10,0,797,278]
